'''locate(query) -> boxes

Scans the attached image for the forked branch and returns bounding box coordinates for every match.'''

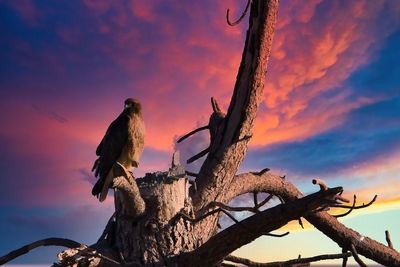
[180,187,344,265]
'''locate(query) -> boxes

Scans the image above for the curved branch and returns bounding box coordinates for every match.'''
[332,195,377,209]
[226,0,251,26]
[177,125,209,143]
[334,195,356,218]
[224,172,400,266]
[0,238,81,265]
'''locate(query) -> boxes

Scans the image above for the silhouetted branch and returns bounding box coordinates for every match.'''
[332,195,377,209]
[177,125,209,143]
[226,0,251,26]
[181,187,344,265]
[224,252,353,266]
[185,170,198,177]
[187,147,210,163]
[0,238,81,265]
[334,195,356,218]
[251,168,270,176]
[298,217,304,229]
[224,172,400,266]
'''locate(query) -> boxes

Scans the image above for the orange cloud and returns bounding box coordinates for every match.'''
[248,0,400,147]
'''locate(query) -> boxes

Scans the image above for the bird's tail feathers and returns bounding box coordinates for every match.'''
[92,158,100,174]
[91,178,103,197]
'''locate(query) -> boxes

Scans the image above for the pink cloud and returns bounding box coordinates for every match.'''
[249,0,400,146]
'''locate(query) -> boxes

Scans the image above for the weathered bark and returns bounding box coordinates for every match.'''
[191,0,279,213]
[3,1,396,266]
[225,172,400,266]
[180,187,343,266]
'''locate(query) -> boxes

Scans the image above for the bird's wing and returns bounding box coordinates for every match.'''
[92,111,129,196]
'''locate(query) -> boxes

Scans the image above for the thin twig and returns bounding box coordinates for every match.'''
[386,230,394,249]
[187,147,210,163]
[332,195,377,209]
[226,0,251,26]
[253,191,259,207]
[251,168,270,176]
[211,96,222,113]
[177,125,209,143]
[334,195,356,218]
[298,217,304,229]
[179,209,223,223]
[256,194,274,209]
[225,252,353,266]
[262,231,289,238]
[350,243,367,267]
[181,205,287,238]
[0,238,81,265]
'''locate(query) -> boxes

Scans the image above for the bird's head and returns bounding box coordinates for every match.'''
[124,98,142,114]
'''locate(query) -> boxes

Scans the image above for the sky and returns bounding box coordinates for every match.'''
[0,0,399,265]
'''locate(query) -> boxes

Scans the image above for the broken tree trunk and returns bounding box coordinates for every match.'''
[3,1,400,266]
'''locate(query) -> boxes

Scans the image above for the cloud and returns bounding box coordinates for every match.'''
[251,0,400,147]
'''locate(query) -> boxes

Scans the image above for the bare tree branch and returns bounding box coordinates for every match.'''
[332,195,377,209]
[225,252,352,267]
[386,230,394,250]
[226,0,252,26]
[187,147,210,163]
[0,238,81,265]
[222,172,400,266]
[177,125,209,143]
[350,243,367,267]
[180,187,344,265]
[334,195,356,218]
[191,0,279,214]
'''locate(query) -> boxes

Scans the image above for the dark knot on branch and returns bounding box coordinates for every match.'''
[226,0,251,26]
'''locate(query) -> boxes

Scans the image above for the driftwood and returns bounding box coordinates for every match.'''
[1,1,400,266]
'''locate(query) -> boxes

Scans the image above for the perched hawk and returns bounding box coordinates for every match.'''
[92,98,145,202]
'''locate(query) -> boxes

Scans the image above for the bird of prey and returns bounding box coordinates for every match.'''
[92,98,145,202]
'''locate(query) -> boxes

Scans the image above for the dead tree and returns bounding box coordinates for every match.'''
[1,1,400,266]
